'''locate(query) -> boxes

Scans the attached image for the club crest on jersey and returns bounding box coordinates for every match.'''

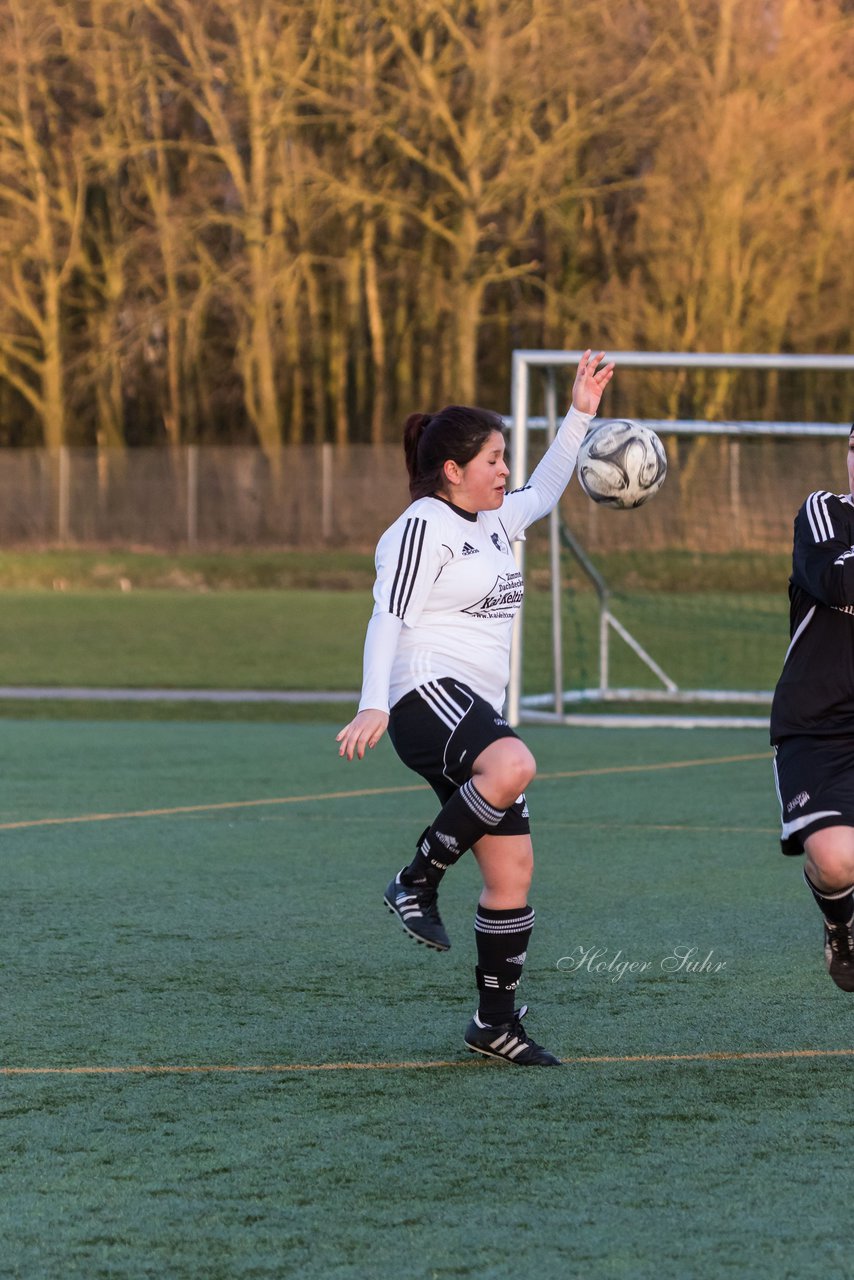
[462,571,524,619]
[490,532,509,554]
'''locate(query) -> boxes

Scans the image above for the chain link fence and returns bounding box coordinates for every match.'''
[0,436,846,552]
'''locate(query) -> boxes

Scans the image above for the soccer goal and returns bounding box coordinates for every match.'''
[506,350,854,729]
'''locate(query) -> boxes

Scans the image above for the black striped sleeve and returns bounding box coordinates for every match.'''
[388,517,427,619]
[803,491,837,543]
[792,492,854,608]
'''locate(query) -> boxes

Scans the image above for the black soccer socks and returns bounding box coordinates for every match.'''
[401,779,506,887]
[474,904,535,1025]
[804,870,854,925]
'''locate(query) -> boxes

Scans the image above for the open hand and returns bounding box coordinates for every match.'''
[336,708,389,760]
[572,349,615,416]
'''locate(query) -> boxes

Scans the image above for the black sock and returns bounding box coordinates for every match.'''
[804,870,854,924]
[401,779,507,887]
[475,904,535,1025]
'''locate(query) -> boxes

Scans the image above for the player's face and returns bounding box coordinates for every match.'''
[849,433,854,496]
[450,431,510,512]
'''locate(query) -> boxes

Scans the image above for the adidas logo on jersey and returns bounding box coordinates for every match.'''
[461,542,479,556]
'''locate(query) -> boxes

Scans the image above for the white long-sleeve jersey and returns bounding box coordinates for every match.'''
[358,405,593,715]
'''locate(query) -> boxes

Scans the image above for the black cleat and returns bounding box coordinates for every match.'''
[384,871,450,951]
[824,918,854,991]
[464,1004,561,1066]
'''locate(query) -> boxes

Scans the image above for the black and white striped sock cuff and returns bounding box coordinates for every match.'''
[475,906,536,935]
[804,870,854,900]
[460,779,506,828]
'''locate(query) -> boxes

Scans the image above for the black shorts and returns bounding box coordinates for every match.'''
[387,678,531,836]
[773,735,854,855]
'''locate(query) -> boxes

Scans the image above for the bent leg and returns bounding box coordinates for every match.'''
[804,825,854,893]
[472,738,536,811]
[399,737,535,889]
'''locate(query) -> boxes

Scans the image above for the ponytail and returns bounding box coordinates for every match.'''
[403,413,434,494]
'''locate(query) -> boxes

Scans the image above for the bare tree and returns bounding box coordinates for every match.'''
[0,0,88,448]
[587,0,854,419]
[307,0,596,412]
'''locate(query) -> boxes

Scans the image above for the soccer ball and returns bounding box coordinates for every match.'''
[576,420,667,509]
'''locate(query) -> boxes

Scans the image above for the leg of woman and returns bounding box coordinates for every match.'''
[473,833,533,909]
[470,742,536,1023]
[464,831,558,1064]
[461,740,560,1065]
[384,687,528,951]
[402,734,535,892]
[469,833,534,1021]
[803,826,854,990]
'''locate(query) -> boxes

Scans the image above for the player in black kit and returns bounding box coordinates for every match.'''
[771,424,854,990]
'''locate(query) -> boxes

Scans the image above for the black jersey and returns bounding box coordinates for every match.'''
[770,490,854,742]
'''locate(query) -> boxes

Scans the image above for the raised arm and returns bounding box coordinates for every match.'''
[501,349,614,538]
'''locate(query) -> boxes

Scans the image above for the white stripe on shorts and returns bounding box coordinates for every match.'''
[415,673,466,731]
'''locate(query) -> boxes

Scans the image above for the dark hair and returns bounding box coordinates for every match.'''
[403,405,505,500]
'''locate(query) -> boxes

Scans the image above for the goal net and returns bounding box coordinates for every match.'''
[508,351,854,729]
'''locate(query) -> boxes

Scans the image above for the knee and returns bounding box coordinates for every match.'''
[807,854,854,892]
[503,741,537,794]
[474,740,536,807]
[805,828,854,891]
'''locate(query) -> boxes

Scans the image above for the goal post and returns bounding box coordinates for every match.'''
[507,350,854,729]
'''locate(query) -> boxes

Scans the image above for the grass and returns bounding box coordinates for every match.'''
[0,545,790,717]
[0,587,786,728]
[1,720,848,1277]
[0,545,790,593]
[0,578,789,711]
[0,590,370,691]
[0,548,378,592]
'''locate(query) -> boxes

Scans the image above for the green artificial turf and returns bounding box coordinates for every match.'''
[1,721,849,1277]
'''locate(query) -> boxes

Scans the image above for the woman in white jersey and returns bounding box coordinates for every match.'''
[337,350,614,1066]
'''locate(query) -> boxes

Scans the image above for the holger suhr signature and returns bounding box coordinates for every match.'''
[556,945,727,983]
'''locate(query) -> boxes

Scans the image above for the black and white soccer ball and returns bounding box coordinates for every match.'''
[576,420,667,509]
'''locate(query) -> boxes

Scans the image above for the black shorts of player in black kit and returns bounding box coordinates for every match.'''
[773,736,854,855]
[387,678,531,836]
